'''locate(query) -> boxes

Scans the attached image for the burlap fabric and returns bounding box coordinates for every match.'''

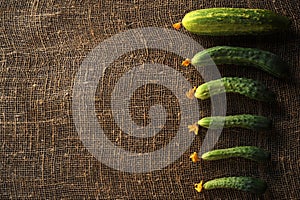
[1,0,299,199]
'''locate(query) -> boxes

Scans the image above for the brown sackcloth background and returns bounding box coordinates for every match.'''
[1,0,299,199]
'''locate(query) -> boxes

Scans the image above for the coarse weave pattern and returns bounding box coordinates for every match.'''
[1,1,299,199]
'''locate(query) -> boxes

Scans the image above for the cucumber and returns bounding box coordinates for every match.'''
[185,46,289,78]
[194,77,276,102]
[201,146,270,162]
[180,8,290,36]
[195,177,267,194]
[198,114,271,130]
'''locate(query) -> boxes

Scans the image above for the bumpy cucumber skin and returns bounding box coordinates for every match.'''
[198,114,271,130]
[194,77,275,102]
[191,46,289,78]
[203,177,267,195]
[182,8,290,36]
[201,146,270,162]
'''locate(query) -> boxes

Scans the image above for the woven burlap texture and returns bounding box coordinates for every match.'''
[1,0,299,199]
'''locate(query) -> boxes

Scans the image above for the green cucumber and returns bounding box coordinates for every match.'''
[181,8,290,36]
[189,46,289,78]
[198,114,271,130]
[195,77,275,102]
[201,146,270,162]
[195,177,267,194]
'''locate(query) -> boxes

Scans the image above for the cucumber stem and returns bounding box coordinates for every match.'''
[188,123,199,135]
[195,180,204,192]
[172,22,182,30]
[182,58,191,67]
[186,86,196,99]
[190,152,200,163]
